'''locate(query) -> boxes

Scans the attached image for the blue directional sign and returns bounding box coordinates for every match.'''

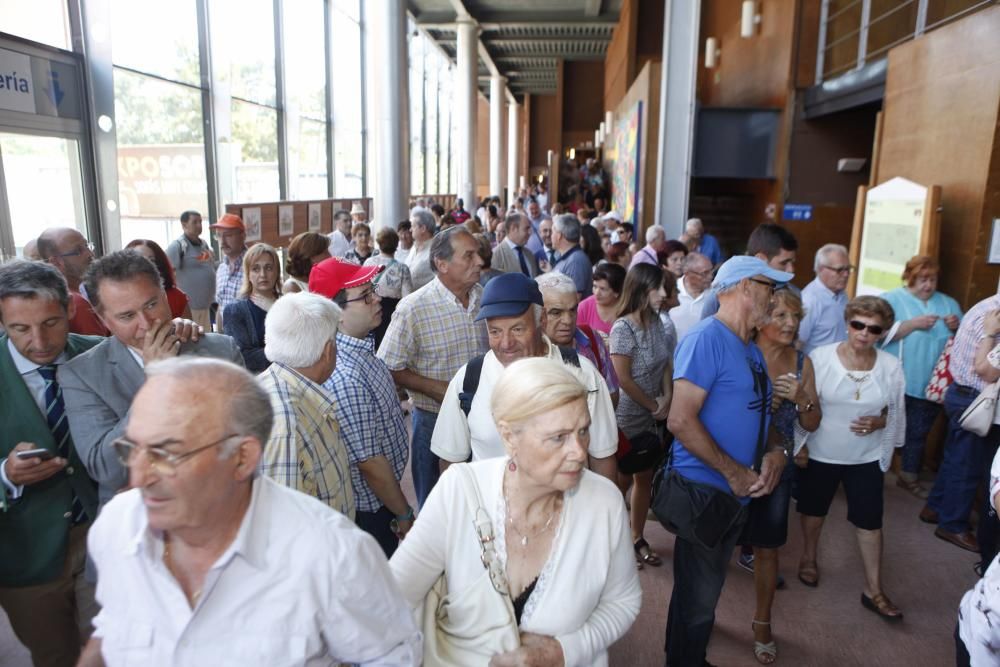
[782,203,813,221]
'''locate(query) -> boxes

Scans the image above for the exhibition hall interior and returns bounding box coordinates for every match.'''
[0,0,999,665]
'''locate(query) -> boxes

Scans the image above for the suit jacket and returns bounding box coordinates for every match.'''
[491,240,539,277]
[0,333,102,586]
[60,333,244,505]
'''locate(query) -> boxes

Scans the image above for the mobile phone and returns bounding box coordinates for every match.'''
[15,448,56,461]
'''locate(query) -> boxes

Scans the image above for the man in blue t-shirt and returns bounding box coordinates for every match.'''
[663,255,793,666]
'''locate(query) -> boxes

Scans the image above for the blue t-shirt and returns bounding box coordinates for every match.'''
[553,246,593,297]
[670,317,771,500]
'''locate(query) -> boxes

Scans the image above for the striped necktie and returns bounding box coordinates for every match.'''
[37,365,86,524]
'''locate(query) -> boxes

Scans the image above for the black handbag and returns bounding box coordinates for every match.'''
[617,429,670,475]
[652,469,745,549]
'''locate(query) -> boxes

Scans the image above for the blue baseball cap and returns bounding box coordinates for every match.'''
[711,255,793,290]
[475,273,544,321]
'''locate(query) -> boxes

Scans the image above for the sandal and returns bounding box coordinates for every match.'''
[861,592,903,621]
[751,620,776,665]
[797,559,819,587]
[895,475,929,499]
[634,537,662,567]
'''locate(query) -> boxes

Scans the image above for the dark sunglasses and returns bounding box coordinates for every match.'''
[849,320,884,335]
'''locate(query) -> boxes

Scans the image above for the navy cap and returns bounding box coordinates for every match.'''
[711,255,794,290]
[475,273,544,321]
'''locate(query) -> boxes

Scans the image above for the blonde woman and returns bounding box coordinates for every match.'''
[390,357,641,666]
[223,243,281,373]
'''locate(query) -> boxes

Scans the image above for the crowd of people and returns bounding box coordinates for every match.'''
[2,188,998,667]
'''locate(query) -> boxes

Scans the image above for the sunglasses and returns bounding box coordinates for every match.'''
[849,320,884,335]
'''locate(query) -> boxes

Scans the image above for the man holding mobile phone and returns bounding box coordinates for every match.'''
[0,259,103,667]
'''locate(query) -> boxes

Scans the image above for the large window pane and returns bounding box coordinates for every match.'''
[334,127,362,198]
[425,57,438,194]
[330,5,363,197]
[289,117,328,200]
[408,30,425,195]
[111,0,200,85]
[283,0,326,120]
[114,69,207,248]
[0,0,71,50]
[0,133,86,254]
[211,0,276,106]
[231,100,279,202]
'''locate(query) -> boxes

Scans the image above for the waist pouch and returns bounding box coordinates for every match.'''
[652,468,746,550]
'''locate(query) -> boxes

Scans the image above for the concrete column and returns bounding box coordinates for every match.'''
[653,0,701,238]
[489,75,506,197]
[506,101,520,206]
[455,19,478,208]
[366,0,409,228]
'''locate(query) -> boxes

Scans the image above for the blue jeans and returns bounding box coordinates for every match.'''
[664,511,747,665]
[927,385,997,533]
[902,395,942,474]
[411,408,441,508]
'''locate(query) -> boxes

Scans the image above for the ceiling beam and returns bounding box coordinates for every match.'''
[584,0,603,17]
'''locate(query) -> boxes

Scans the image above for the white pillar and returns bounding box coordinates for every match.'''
[366,1,409,228]
[455,19,478,209]
[506,101,520,205]
[489,75,505,197]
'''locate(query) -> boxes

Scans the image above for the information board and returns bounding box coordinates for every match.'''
[856,177,927,295]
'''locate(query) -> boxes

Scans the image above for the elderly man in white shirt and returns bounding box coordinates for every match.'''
[327,209,353,259]
[668,252,713,341]
[431,273,619,483]
[77,357,419,667]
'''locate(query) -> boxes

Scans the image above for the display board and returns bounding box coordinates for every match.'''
[610,100,642,224]
[848,177,941,297]
[225,197,373,248]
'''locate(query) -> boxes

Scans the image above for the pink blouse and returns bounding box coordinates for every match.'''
[577,295,613,335]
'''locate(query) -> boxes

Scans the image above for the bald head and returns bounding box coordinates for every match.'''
[37,227,94,289]
[22,239,40,261]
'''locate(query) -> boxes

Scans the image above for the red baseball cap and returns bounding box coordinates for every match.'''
[211,213,245,231]
[308,257,383,299]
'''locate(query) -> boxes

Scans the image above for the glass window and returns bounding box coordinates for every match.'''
[0,133,86,254]
[408,31,425,195]
[330,4,363,197]
[283,0,326,120]
[289,117,328,200]
[424,55,439,194]
[211,0,276,106]
[0,0,71,50]
[114,69,207,248]
[231,100,279,202]
[332,0,360,22]
[333,127,362,198]
[111,0,201,85]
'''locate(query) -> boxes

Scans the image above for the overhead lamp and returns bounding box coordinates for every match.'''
[741,1,761,38]
[537,173,544,184]
[705,37,721,68]
[569,148,576,161]
[595,129,601,147]
[605,110,614,130]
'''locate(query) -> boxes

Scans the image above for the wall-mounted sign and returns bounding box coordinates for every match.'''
[856,177,927,295]
[782,203,813,221]
[0,48,35,114]
[0,46,81,119]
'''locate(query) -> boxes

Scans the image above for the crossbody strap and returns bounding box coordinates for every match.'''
[452,464,510,597]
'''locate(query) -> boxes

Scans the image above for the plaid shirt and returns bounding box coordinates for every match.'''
[215,249,246,313]
[376,277,488,413]
[323,332,409,513]
[258,362,354,519]
[950,294,1000,392]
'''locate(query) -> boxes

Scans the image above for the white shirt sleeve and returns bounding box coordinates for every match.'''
[991,448,1000,513]
[579,359,618,459]
[0,458,24,500]
[879,354,907,472]
[430,366,473,463]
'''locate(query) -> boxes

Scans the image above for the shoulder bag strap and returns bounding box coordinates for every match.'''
[453,465,511,600]
[459,354,486,417]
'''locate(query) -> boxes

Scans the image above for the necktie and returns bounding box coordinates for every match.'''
[37,365,86,524]
[515,246,531,276]
[548,249,556,265]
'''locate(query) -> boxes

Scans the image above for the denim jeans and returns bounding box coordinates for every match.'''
[411,407,441,508]
[927,385,998,534]
[902,395,942,474]
[356,506,398,558]
[664,511,748,666]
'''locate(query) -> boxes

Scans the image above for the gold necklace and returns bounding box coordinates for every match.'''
[844,371,870,401]
[503,477,561,547]
[163,540,203,605]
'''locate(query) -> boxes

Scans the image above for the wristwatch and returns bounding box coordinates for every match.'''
[390,506,415,536]
[795,400,815,413]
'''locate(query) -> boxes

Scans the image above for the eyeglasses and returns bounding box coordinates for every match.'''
[344,288,377,305]
[112,433,239,476]
[849,320,884,335]
[822,264,854,275]
[748,278,779,295]
[55,242,94,258]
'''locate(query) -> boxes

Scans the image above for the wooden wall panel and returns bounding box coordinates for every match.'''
[603,0,637,113]
[562,61,605,134]
[875,5,1000,308]
[528,93,561,174]
[635,0,665,73]
[225,198,372,249]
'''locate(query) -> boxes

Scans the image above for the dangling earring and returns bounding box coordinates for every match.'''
[508,458,517,472]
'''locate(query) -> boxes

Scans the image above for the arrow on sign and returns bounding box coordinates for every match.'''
[44,70,65,107]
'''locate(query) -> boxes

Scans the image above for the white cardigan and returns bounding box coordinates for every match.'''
[807,343,906,472]
[389,459,641,667]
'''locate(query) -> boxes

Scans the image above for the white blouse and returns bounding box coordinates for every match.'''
[807,344,906,471]
[959,448,1000,663]
[389,459,641,667]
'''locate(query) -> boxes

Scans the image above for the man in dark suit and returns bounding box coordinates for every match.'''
[0,260,102,667]
[61,251,244,506]
[490,212,540,278]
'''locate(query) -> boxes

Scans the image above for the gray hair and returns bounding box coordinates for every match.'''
[685,218,704,234]
[430,226,474,274]
[553,214,581,243]
[535,271,578,299]
[0,259,71,314]
[814,243,849,272]
[84,250,162,313]
[264,292,342,368]
[145,357,273,458]
[645,225,666,244]
[504,212,527,234]
[410,207,436,234]
[683,252,711,272]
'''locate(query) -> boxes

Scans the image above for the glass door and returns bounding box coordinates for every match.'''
[0,132,88,258]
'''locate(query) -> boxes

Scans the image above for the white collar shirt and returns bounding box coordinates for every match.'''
[88,476,420,666]
[668,276,709,342]
[430,336,618,463]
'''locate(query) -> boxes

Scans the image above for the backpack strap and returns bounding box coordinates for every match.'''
[557,346,581,368]
[458,354,487,417]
